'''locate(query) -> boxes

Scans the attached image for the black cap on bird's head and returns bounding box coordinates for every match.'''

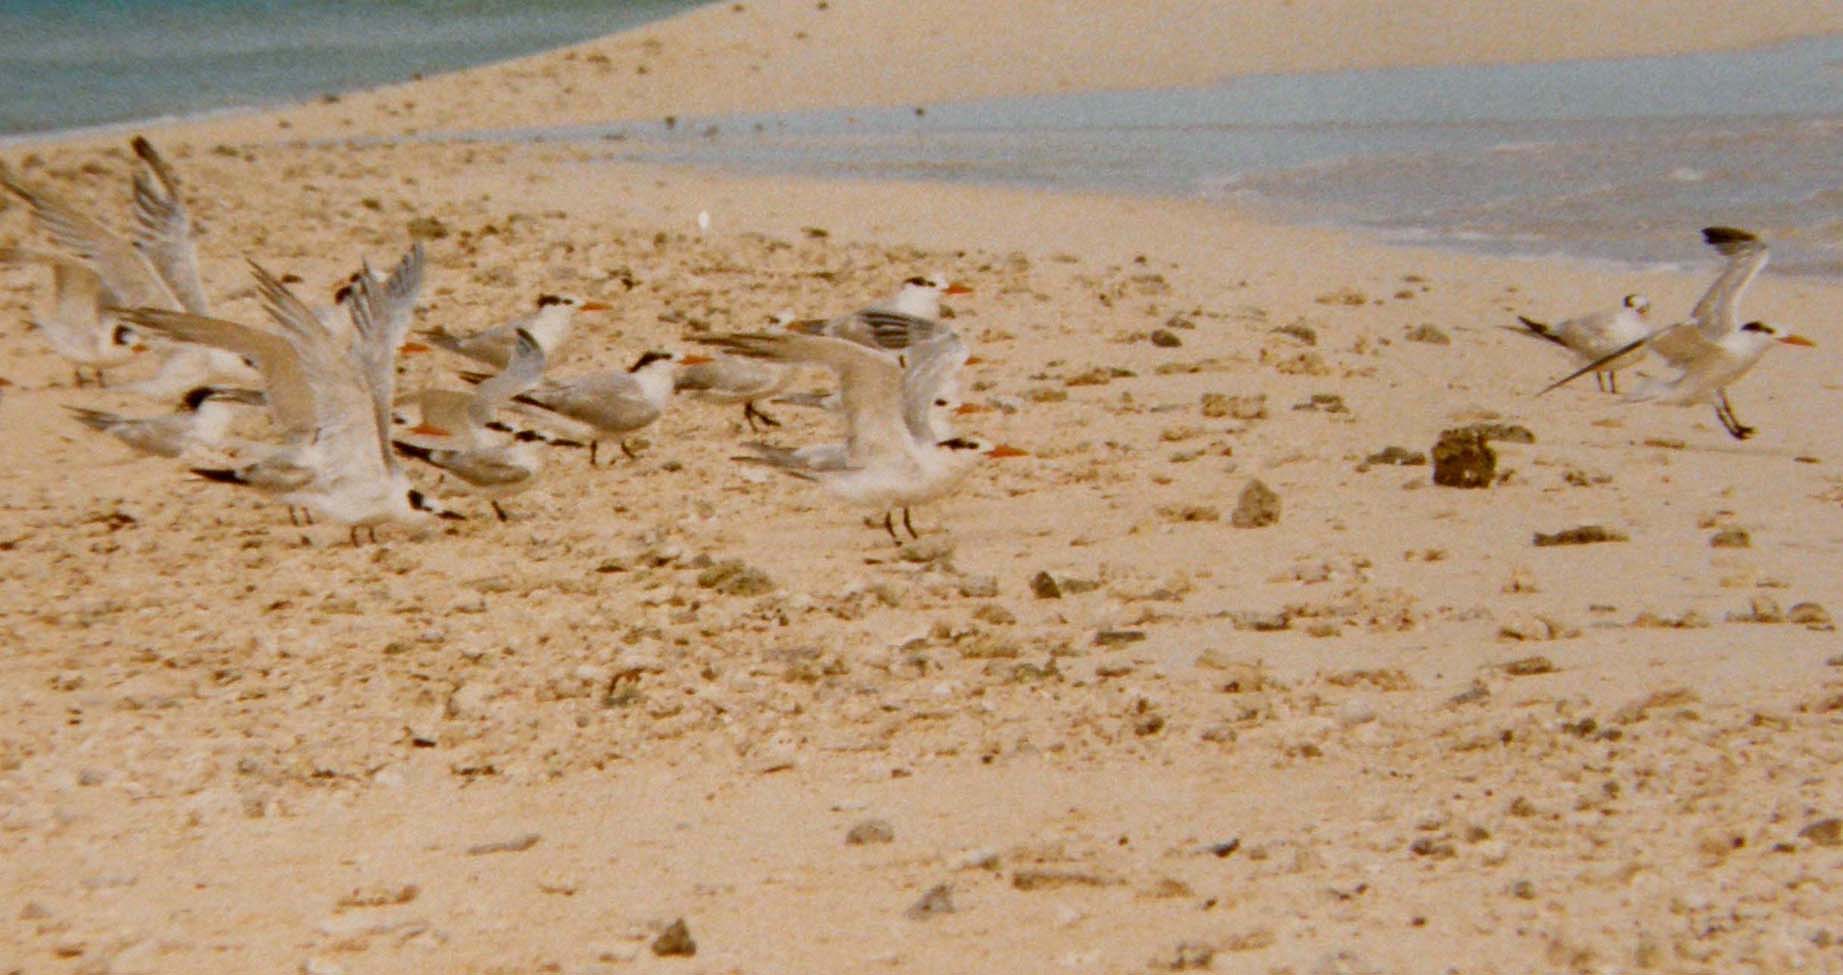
[536,293,569,308]
[181,386,219,411]
[1740,321,1772,334]
[111,323,138,347]
[628,350,674,372]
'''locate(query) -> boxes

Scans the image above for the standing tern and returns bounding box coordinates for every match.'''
[1540,227,1814,439]
[394,328,548,521]
[418,293,607,369]
[699,330,1021,542]
[1513,293,1651,393]
[486,350,704,465]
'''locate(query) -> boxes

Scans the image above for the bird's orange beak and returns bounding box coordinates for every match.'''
[398,341,431,354]
[1778,334,1816,347]
[786,318,827,334]
[962,355,985,366]
[409,422,450,437]
[579,301,612,313]
[987,444,1027,459]
[952,402,987,415]
[679,354,713,366]
[944,283,973,296]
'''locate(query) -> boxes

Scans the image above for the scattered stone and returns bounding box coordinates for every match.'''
[957,574,1000,598]
[1013,868,1113,891]
[1293,392,1348,413]
[905,884,955,920]
[972,603,1016,625]
[1497,612,1578,642]
[1323,668,1415,691]
[651,918,696,957]
[1273,321,1318,344]
[898,536,955,564]
[1150,328,1184,348]
[1153,942,1217,970]
[1362,446,1426,467]
[1230,610,1290,632]
[1431,428,1495,488]
[1800,818,1842,847]
[1709,528,1751,549]
[1315,287,1367,307]
[845,819,895,845]
[1532,525,1627,546]
[1094,629,1147,647]
[336,883,419,910]
[405,215,449,240]
[1030,571,1062,599]
[1501,655,1557,676]
[1201,392,1267,420]
[1405,324,1450,344]
[466,833,541,855]
[1788,602,1833,627]
[301,958,346,975]
[1729,596,1785,624]
[1231,479,1280,528]
[696,560,774,596]
[1336,698,1377,726]
[1205,838,1242,858]
[1159,504,1219,523]
[1631,609,1711,629]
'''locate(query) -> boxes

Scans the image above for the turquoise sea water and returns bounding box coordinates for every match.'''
[0,0,700,137]
[483,36,1843,275]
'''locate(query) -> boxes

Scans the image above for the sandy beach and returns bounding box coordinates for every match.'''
[5,2,1843,973]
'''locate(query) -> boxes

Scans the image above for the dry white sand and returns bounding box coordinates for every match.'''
[4,3,1843,973]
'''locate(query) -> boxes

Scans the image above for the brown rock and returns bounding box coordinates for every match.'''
[1709,528,1751,548]
[1799,818,1842,847]
[1231,479,1280,528]
[1532,525,1628,546]
[1431,428,1495,488]
[845,818,895,845]
[651,918,696,957]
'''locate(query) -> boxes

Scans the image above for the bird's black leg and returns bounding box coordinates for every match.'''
[882,511,901,544]
[349,526,362,546]
[288,507,300,527]
[1608,371,1619,395]
[589,440,600,466]
[744,401,781,430]
[492,500,509,522]
[1716,390,1754,440]
[902,507,920,539]
[1594,371,1607,393]
[620,439,640,461]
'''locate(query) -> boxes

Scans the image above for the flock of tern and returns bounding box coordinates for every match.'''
[0,138,1021,543]
[0,138,1818,546]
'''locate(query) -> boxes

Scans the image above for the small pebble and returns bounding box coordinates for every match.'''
[651,918,696,957]
[905,884,955,920]
[1800,818,1842,847]
[1231,479,1280,528]
[845,818,895,845]
[1709,528,1751,548]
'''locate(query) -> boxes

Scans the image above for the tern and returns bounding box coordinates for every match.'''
[394,328,548,521]
[674,313,800,431]
[1513,293,1651,393]
[118,262,460,541]
[66,385,263,459]
[700,330,1021,542]
[484,350,704,465]
[1541,227,1814,439]
[418,293,607,369]
[0,246,145,386]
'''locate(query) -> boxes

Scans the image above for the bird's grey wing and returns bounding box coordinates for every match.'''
[113,306,315,438]
[1689,227,1768,342]
[0,246,108,349]
[518,372,656,430]
[341,273,402,473]
[129,136,210,315]
[470,328,546,426]
[0,162,179,311]
[370,242,426,351]
[900,332,969,443]
[700,331,907,465]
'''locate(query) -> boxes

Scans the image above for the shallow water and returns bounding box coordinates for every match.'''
[0,0,699,139]
[483,36,1843,275]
